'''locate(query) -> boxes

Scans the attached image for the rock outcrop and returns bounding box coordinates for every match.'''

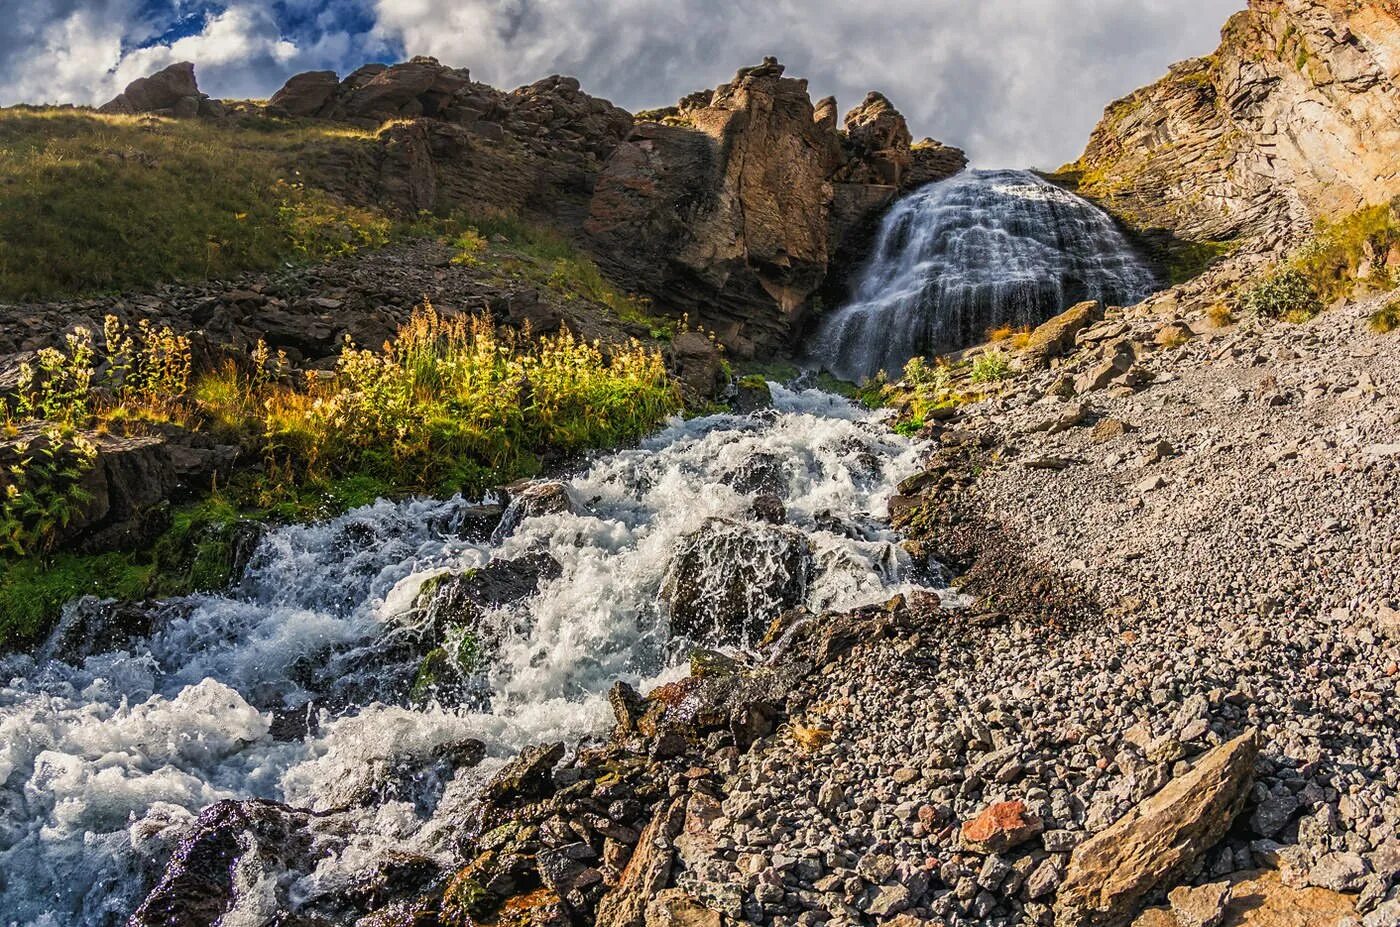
[267,57,633,227]
[1061,0,1400,252]
[98,61,223,118]
[585,59,966,356]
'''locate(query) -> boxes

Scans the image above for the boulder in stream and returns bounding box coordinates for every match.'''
[660,516,814,646]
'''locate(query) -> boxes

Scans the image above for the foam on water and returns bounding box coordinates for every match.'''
[0,385,938,925]
[808,168,1159,381]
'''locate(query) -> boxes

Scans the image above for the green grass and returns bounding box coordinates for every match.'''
[1371,299,1400,334]
[1164,238,1241,285]
[0,108,391,301]
[1242,202,1400,322]
[445,209,678,338]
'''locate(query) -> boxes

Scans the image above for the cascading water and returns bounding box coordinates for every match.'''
[808,168,1160,382]
[0,386,944,926]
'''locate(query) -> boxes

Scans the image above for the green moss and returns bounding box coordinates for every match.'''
[734,360,801,384]
[1164,238,1242,285]
[0,551,153,650]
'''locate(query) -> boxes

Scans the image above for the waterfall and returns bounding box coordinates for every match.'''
[808,168,1159,382]
[0,386,947,927]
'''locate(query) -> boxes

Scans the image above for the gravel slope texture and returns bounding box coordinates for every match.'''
[659,289,1400,927]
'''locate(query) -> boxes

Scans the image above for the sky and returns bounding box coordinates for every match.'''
[0,0,1246,168]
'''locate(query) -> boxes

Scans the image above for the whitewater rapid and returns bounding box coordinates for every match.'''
[809,168,1158,382]
[0,385,940,926]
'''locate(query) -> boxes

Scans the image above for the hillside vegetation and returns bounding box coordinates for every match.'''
[0,108,392,301]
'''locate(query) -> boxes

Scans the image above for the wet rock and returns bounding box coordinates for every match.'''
[492,482,578,543]
[416,552,563,635]
[732,376,774,414]
[750,493,787,524]
[130,799,314,927]
[661,516,814,646]
[726,451,789,496]
[482,742,565,806]
[1056,730,1258,927]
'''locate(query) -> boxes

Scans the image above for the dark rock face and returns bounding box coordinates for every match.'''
[661,516,814,646]
[269,57,633,228]
[0,423,235,556]
[129,799,315,927]
[585,59,966,357]
[98,62,220,118]
[1065,0,1400,249]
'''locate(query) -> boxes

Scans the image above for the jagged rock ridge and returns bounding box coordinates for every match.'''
[1062,0,1400,251]
[585,59,967,357]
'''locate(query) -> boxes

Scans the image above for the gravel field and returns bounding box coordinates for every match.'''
[668,290,1400,927]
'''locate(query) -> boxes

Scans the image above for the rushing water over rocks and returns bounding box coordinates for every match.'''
[0,386,939,926]
[809,168,1159,382]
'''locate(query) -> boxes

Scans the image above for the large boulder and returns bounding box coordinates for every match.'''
[98,62,213,118]
[267,69,340,117]
[1022,300,1105,368]
[1055,730,1259,927]
[660,516,814,646]
[130,800,316,926]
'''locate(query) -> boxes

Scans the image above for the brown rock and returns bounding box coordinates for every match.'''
[1055,730,1259,927]
[587,59,965,356]
[268,70,340,117]
[1131,870,1355,927]
[644,889,721,927]
[1023,301,1105,367]
[1168,881,1232,927]
[961,800,1044,853]
[596,800,685,927]
[668,331,727,400]
[1066,2,1400,250]
[99,61,206,117]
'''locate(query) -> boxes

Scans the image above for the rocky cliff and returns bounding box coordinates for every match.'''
[258,57,966,358]
[584,60,966,357]
[1061,0,1400,254]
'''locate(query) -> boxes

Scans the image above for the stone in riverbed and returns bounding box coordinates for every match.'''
[660,516,813,647]
[1055,730,1258,927]
[481,742,565,806]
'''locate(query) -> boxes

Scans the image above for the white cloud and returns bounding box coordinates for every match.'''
[368,0,1245,166]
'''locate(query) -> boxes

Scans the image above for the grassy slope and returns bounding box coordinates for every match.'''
[0,108,390,302]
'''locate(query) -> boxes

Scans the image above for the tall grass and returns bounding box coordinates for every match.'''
[203,302,681,491]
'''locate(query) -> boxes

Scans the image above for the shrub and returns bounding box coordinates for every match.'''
[450,228,489,265]
[970,350,1012,384]
[1243,268,1322,320]
[0,427,97,556]
[1291,203,1400,304]
[200,302,681,492]
[11,316,193,428]
[1370,299,1400,334]
[1205,303,1236,328]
